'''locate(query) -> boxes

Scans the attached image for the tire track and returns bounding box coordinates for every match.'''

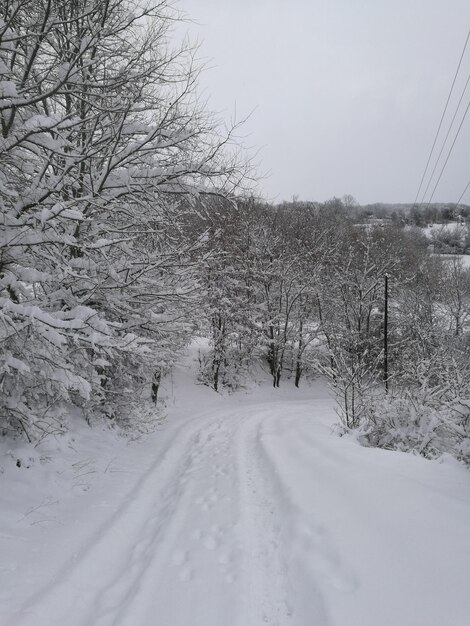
[12,412,224,626]
[234,408,330,626]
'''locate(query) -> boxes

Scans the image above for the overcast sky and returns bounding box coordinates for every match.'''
[177,0,470,205]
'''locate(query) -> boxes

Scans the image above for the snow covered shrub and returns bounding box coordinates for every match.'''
[360,390,470,464]
[359,358,470,465]
[430,224,468,255]
[0,303,92,441]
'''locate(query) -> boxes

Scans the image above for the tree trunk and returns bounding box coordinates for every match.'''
[151,370,161,404]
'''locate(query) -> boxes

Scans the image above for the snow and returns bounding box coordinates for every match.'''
[1,348,470,626]
[438,253,470,268]
[0,80,17,98]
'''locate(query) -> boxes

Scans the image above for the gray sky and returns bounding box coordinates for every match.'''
[177,0,470,205]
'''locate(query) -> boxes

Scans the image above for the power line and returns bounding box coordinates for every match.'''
[426,97,470,207]
[413,29,470,206]
[420,70,470,204]
[455,179,470,207]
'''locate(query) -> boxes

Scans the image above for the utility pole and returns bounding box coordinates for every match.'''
[384,273,389,393]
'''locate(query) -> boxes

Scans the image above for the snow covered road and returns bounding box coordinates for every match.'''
[2,375,470,626]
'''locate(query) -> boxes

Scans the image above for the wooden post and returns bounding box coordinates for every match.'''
[384,273,389,393]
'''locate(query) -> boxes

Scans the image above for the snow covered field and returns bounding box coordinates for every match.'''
[438,253,470,268]
[1,353,470,626]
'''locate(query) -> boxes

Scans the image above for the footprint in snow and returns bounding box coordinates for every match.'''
[299,522,357,593]
[179,565,193,582]
[218,551,231,565]
[170,549,187,567]
[203,535,218,551]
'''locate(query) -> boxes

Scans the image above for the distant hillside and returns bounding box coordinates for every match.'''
[361,202,470,215]
[358,202,470,226]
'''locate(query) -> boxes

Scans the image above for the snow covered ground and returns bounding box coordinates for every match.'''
[437,253,470,268]
[2,349,470,626]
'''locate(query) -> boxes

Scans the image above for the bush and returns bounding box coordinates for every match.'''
[358,380,470,465]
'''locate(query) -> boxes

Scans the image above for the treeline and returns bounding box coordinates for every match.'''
[358,202,470,227]
[274,198,470,229]
[194,197,470,464]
